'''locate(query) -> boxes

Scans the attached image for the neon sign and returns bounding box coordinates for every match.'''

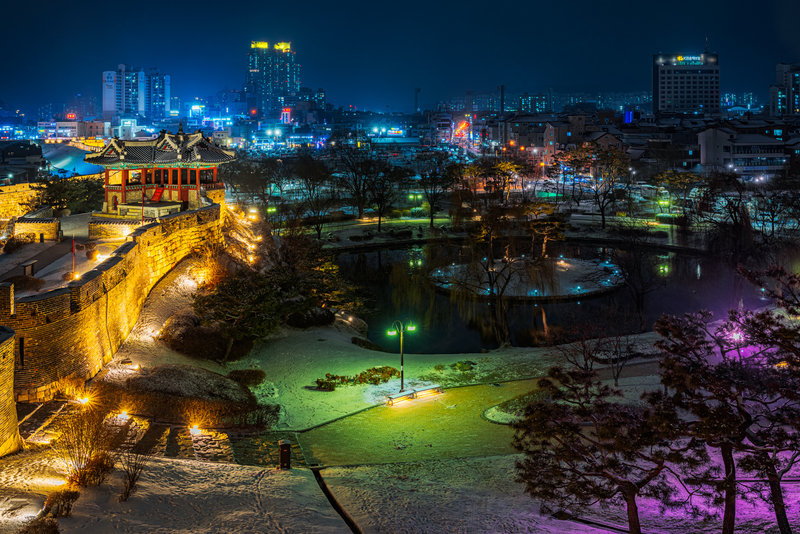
[674,55,703,65]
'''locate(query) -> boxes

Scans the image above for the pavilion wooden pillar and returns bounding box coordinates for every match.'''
[176,167,182,201]
[212,167,217,184]
[168,168,173,200]
[104,169,109,204]
[160,168,164,186]
[121,169,128,204]
[195,168,200,204]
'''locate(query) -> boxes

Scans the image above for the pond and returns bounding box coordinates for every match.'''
[336,241,772,354]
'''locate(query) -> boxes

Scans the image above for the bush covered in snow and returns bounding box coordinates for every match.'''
[3,232,35,254]
[160,309,253,362]
[227,369,267,389]
[6,274,45,292]
[286,306,335,328]
[96,365,279,428]
[18,516,60,534]
[43,488,80,517]
[315,366,400,391]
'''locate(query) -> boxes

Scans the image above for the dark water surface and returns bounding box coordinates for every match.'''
[336,242,775,354]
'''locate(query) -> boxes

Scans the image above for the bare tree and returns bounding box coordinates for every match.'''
[415,151,458,228]
[588,145,629,229]
[367,164,410,232]
[335,147,383,219]
[292,154,335,239]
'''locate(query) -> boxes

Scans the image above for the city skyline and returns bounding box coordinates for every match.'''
[2,0,800,114]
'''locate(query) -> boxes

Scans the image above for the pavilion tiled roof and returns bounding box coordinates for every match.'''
[85,127,235,167]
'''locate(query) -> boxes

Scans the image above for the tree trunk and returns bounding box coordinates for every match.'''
[429,207,435,229]
[600,207,606,229]
[764,459,792,534]
[623,489,642,534]
[721,442,737,534]
[223,336,234,364]
[377,213,382,232]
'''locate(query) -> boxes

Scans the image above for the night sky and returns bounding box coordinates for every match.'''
[2,0,800,113]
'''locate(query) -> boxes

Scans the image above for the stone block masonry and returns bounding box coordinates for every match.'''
[0,326,22,457]
[13,218,61,241]
[0,184,39,219]
[0,204,223,403]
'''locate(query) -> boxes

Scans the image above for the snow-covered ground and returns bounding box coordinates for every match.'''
[59,457,347,533]
[103,257,225,376]
[15,241,122,297]
[233,323,662,430]
[323,456,611,533]
[0,445,64,534]
[324,455,800,534]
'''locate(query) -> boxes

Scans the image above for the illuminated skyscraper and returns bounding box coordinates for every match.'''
[652,52,720,115]
[102,64,170,122]
[769,63,800,117]
[246,41,301,118]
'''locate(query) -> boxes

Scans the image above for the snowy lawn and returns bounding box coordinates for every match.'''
[59,458,347,533]
[233,323,662,430]
[323,455,800,534]
[323,455,610,533]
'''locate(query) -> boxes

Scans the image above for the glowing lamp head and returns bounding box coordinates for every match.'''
[406,325,416,332]
[79,396,90,405]
[190,425,200,435]
[387,329,398,336]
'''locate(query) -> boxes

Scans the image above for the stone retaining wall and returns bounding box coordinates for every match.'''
[0,327,21,457]
[0,204,223,402]
[13,218,61,241]
[0,184,38,219]
[88,219,152,240]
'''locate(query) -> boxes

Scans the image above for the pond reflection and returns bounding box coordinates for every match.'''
[336,242,768,354]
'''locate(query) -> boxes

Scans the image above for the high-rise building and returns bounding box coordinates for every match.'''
[652,52,720,115]
[246,41,301,118]
[102,64,171,122]
[518,92,551,113]
[145,69,171,121]
[769,63,800,117]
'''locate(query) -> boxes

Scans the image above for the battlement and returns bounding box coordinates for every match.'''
[1,203,223,403]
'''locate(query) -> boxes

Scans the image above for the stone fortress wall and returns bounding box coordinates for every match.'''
[12,218,61,241]
[0,203,223,404]
[0,327,21,457]
[0,184,38,220]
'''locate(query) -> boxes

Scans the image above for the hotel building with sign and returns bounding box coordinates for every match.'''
[652,53,720,115]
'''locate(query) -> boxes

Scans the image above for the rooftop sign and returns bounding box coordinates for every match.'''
[674,55,704,65]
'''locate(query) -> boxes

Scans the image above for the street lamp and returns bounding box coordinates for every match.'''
[387,320,416,392]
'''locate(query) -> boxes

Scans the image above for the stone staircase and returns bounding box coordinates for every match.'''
[19,405,305,467]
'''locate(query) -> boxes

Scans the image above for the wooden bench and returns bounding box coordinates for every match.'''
[386,384,443,406]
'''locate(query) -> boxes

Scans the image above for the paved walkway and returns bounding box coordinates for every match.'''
[0,240,73,281]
